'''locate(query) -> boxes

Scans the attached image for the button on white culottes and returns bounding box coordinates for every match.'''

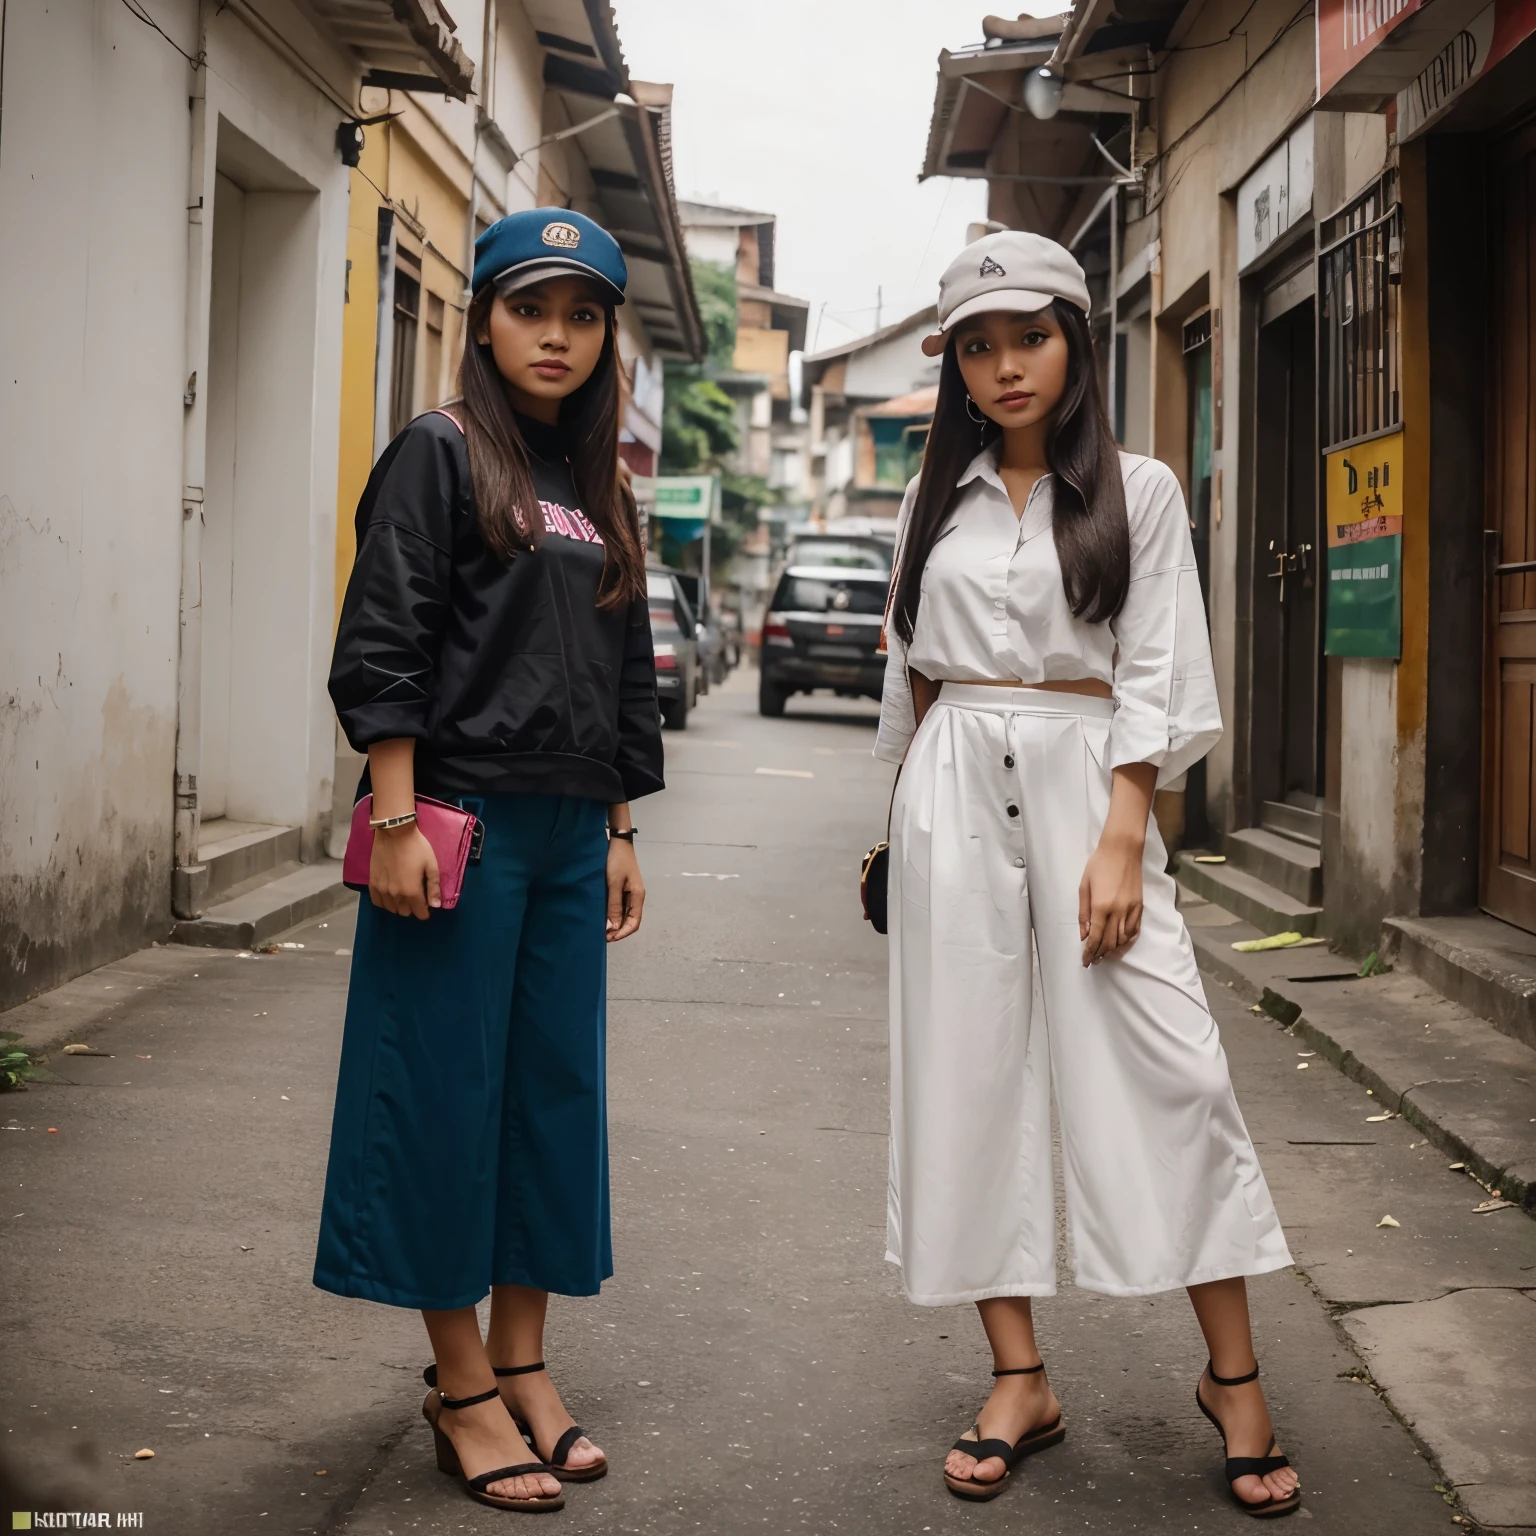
[887,684,1292,1306]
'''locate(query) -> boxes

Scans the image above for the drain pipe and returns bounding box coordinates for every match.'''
[172,40,212,919]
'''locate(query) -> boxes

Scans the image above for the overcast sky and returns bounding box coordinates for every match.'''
[615,0,1001,354]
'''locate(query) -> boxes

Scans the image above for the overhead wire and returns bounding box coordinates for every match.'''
[117,0,204,69]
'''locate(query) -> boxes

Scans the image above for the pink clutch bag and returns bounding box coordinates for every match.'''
[342,795,479,910]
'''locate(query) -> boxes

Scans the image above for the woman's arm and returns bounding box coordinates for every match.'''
[910,669,940,733]
[605,801,645,942]
[1077,760,1156,965]
[366,738,441,921]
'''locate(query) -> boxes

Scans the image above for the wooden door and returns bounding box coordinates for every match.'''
[1484,121,1536,929]
[1251,298,1324,807]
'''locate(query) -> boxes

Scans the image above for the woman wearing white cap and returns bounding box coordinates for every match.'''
[875,231,1300,1517]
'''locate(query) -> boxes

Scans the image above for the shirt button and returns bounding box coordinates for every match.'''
[1007,804,1020,818]
[1014,857,1025,868]
[1003,754,1015,768]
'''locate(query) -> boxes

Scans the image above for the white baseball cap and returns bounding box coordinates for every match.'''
[921,230,1091,356]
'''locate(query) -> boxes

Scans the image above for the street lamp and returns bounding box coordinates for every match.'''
[1023,68,1065,120]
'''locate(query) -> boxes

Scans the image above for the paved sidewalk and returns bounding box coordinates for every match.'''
[1182,889,1536,1532]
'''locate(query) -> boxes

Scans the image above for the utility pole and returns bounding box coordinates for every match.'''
[875,284,883,331]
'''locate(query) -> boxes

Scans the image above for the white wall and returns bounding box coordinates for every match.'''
[681,224,739,268]
[199,15,352,847]
[842,323,939,401]
[0,0,354,1005]
[0,0,195,1002]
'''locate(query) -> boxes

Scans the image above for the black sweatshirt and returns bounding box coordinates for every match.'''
[329,409,664,805]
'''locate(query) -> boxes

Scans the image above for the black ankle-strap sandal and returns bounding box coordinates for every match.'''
[424,1361,608,1483]
[420,1380,564,1513]
[943,1363,1066,1502]
[1195,1362,1302,1519]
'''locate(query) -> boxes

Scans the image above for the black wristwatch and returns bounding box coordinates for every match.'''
[608,826,638,841]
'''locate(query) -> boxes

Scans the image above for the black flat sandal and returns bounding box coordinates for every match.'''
[425,1362,608,1482]
[943,1363,1066,1502]
[1195,1361,1302,1519]
[421,1381,565,1513]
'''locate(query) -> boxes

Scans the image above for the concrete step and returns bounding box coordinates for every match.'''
[1285,789,1324,813]
[1227,825,1323,905]
[1260,798,1322,847]
[170,860,351,950]
[1384,912,1536,1053]
[197,819,301,903]
[1174,850,1324,937]
[1186,902,1536,1211]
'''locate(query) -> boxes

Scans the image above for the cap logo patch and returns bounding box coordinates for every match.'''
[541,221,582,249]
[979,256,1007,278]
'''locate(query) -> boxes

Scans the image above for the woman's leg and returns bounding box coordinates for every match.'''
[1188,1277,1300,1506]
[422,1306,560,1500]
[486,1283,604,1471]
[943,1298,1061,1487]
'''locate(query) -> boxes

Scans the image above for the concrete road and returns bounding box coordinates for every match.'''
[2,668,1500,1534]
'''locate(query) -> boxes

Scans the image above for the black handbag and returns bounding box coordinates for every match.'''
[860,840,890,934]
[860,761,901,936]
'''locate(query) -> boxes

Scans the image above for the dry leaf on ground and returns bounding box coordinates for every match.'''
[1376,1214,1401,1228]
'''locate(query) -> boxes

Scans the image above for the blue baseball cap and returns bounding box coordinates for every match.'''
[472,208,627,305]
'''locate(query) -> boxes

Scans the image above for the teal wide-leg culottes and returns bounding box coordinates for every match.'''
[314,792,612,1310]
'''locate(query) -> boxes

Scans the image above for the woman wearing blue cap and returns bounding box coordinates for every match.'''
[315,208,659,1513]
[875,231,1301,1518]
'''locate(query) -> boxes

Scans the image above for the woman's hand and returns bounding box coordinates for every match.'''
[1078,760,1157,965]
[369,824,441,920]
[606,838,645,941]
[1078,831,1144,964]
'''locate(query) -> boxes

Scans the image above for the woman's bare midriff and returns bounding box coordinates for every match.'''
[963,677,1113,699]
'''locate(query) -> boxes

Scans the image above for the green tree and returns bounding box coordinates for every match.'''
[656,257,779,573]
[661,376,738,472]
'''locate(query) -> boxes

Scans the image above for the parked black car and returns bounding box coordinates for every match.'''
[758,564,890,717]
[647,567,701,730]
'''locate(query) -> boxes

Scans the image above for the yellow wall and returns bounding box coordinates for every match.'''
[334,140,389,628]
[333,115,473,623]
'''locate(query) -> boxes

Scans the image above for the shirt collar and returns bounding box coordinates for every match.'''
[957,441,1004,492]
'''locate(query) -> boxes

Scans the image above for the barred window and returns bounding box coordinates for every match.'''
[1320,169,1402,451]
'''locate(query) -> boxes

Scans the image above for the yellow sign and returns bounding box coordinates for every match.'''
[1325,430,1404,547]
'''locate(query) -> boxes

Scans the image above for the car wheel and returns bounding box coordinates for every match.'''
[662,694,689,731]
[759,677,787,718]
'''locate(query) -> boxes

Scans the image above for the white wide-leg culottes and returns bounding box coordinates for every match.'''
[887,684,1292,1306]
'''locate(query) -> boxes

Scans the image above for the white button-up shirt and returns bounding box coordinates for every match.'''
[874,446,1221,789]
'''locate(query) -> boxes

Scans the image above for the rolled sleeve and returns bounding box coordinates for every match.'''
[1106,464,1222,788]
[873,475,920,764]
[613,592,666,800]
[874,623,915,764]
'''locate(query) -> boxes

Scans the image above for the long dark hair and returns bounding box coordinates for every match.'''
[455,287,646,610]
[891,298,1129,646]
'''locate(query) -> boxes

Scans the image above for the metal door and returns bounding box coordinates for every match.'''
[1251,298,1323,805]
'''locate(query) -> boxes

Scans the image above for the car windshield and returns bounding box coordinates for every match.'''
[787,539,890,571]
[774,576,888,616]
[647,574,677,603]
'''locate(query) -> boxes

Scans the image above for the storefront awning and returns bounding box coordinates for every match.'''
[303,0,474,98]
[534,2,705,361]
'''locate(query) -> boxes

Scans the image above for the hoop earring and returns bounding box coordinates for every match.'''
[964,395,986,424]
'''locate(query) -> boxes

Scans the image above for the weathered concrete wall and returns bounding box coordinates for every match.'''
[0,1,195,1005]
[0,1,354,1009]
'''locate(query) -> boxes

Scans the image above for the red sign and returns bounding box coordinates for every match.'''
[1318,0,1431,95]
